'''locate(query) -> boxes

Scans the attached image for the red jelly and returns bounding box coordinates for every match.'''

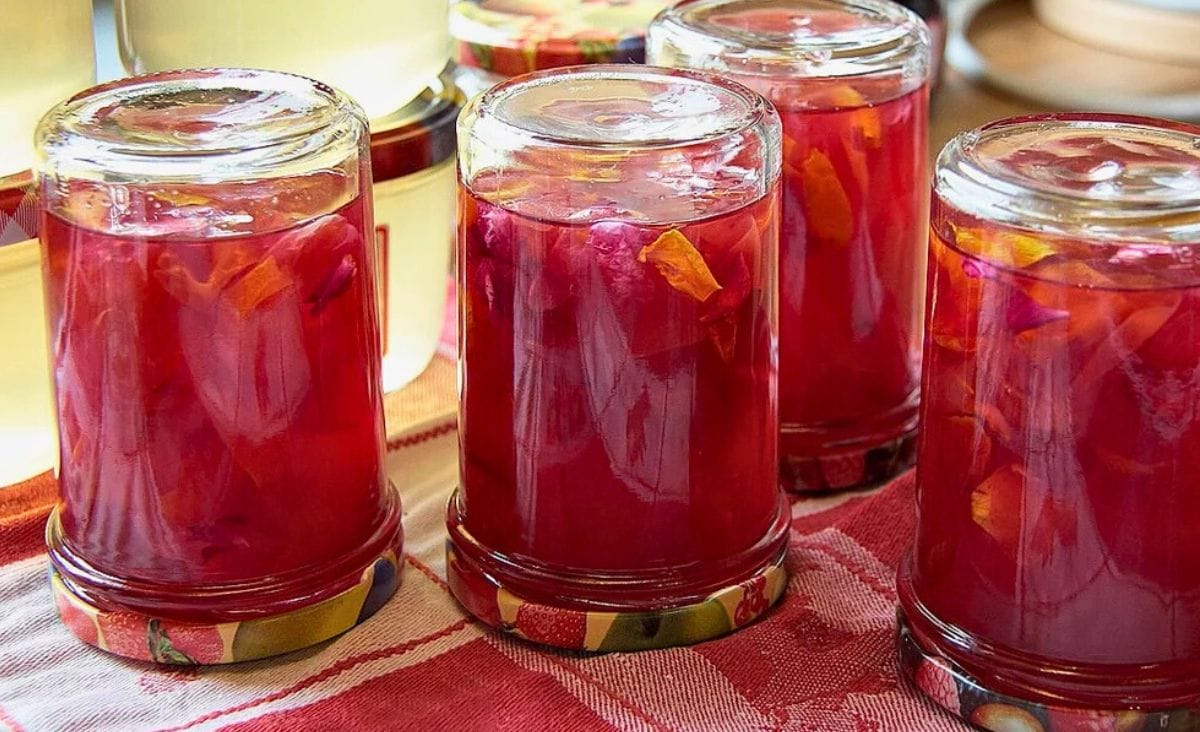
[38,70,402,664]
[448,66,789,651]
[899,114,1200,723]
[649,0,932,491]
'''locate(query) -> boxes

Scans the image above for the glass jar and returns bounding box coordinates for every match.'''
[449,0,672,97]
[650,0,931,492]
[370,73,462,392]
[0,173,56,488]
[896,0,944,85]
[114,0,450,120]
[37,69,403,665]
[899,114,1200,727]
[0,0,95,176]
[450,65,789,651]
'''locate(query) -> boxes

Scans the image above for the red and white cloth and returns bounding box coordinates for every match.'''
[0,307,968,730]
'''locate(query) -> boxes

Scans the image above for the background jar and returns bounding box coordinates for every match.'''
[899,114,1200,725]
[37,69,402,665]
[0,0,95,489]
[650,0,931,493]
[449,0,671,97]
[450,65,789,651]
[114,0,450,120]
[370,73,462,392]
[0,173,56,488]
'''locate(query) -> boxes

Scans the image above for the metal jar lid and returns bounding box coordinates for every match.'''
[370,69,464,183]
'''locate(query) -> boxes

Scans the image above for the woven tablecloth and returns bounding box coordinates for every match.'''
[0,295,968,730]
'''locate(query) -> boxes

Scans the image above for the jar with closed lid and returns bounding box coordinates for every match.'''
[0,0,95,490]
[37,69,403,665]
[449,0,672,97]
[370,72,463,391]
[449,65,789,651]
[650,0,932,493]
[899,114,1200,727]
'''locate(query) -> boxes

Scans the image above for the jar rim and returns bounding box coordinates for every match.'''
[463,63,777,151]
[647,0,930,81]
[936,113,1200,242]
[36,68,366,184]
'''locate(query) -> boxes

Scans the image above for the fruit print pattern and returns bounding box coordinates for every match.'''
[448,541,786,652]
[453,0,666,74]
[899,619,1199,732]
[50,548,402,665]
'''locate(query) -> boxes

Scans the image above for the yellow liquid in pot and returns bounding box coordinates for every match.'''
[116,0,451,120]
[0,0,95,175]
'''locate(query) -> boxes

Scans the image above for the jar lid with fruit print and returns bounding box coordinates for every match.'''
[450,0,672,76]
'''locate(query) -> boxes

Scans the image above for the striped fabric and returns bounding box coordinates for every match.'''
[0,297,966,731]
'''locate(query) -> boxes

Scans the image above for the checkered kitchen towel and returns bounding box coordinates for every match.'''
[0,289,966,731]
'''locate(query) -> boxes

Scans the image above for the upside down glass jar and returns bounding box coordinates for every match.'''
[37,70,403,665]
[449,0,672,98]
[650,0,931,492]
[899,114,1200,728]
[450,65,789,651]
[370,73,462,392]
[115,0,450,120]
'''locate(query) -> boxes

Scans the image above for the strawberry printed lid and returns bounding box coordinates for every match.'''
[451,0,673,76]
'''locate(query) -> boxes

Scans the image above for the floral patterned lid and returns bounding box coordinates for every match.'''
[451,0,672,76]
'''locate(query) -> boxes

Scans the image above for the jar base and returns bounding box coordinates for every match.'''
[780,415,917,493]
[47,487,405,665]
[896,611,1200,731]
[445,488,789,651]
[447,540,786,652]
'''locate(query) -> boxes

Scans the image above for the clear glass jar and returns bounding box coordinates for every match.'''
[370,73,462,392]
[650,0,931,492]
[449,0,671,95]
[449,65,789,651]
[0,0,95,176]
[38,69,403,665]
[115,0,450,120]
[899,114,1200,727]
[0,172,56,488]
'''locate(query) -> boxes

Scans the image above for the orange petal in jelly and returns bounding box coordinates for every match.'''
[951,225,1056,269]
[153,190,212,207]
[971,465,1025,546]
[637,230,722,302]
[828,86,881,146]
[801,150,854,246]
[223,256,292,316]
